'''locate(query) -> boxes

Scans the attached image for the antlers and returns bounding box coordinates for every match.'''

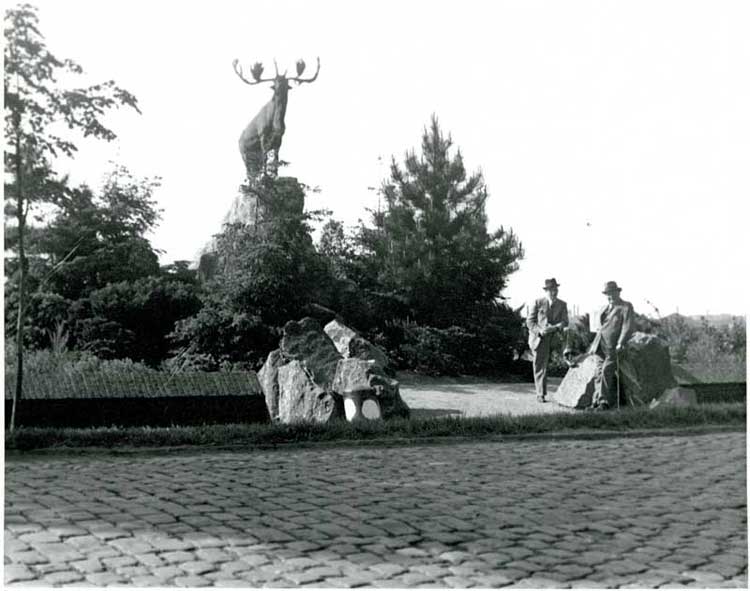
[232,57,320,85]
[232,59,275,85]
[288,57,320,84]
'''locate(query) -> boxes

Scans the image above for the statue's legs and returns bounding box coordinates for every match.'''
[266,149,279,177]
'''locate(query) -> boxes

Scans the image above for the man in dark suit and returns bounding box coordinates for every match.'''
[527,278,569,402]
[588,281,635,410]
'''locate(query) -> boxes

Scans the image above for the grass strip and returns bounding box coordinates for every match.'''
[5,403,745,452]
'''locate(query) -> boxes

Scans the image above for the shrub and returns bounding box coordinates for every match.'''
[389,308,525,377]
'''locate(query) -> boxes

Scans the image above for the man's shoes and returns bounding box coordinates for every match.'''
[536,395,547,403]
[586,402,611,412]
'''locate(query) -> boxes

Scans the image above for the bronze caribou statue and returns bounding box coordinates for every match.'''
[232,57,320,179]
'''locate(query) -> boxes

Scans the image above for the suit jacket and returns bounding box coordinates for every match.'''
[527,297,569,351]
[589,299,635,355]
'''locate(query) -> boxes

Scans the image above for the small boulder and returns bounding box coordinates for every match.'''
[332,358,410,420]
[552,354,602,409]
[324,319,396,377]
[324,319,358,357]
[277,360,343,423]
[649,386,698,409]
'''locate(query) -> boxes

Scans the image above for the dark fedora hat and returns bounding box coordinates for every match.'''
[602,281,622,294]
[543,278,560,290]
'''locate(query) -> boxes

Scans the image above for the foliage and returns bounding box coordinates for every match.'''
[4,4,139,159]
[5,167,163,301]
[80,277,202,365]
[3,343,260,404]
[168,305,277,372]
[658,314,746,363]
[383,302,526,376]
[4,3,141,429]
[311,117,525,376]
[170,176,330,370]
[7,274,201,366]
[364,115,523,328]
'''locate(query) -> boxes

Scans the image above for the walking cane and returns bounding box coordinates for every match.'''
[616,348,621,411]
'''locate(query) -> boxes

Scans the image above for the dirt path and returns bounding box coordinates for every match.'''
[397,373,574,419]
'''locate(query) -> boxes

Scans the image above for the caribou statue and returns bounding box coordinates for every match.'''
[232,57,320,179]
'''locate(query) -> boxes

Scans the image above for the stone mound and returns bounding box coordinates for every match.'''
[553,332,677,409]
[259,317,409,423]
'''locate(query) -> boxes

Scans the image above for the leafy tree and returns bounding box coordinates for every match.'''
[4,3,140,430]
[364,115,523,328]
[77,277,202,365]
[29,167,162,300]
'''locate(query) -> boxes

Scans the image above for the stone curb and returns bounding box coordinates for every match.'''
[5,424,744,459]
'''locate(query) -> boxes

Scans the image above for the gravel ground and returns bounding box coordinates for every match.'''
[397,373,574,419]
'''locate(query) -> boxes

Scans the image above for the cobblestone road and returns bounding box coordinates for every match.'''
[5,432,747,588]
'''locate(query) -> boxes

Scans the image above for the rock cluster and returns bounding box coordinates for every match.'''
[259,317,410,423]
[553,332,677,409]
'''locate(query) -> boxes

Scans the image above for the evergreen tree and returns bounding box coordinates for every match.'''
[371,115,523,328]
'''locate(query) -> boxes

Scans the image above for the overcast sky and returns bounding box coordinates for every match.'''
[14,0,750,317]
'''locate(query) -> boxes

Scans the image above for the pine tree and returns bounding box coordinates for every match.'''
[373,115,523,327]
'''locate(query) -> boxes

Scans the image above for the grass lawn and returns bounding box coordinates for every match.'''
[5,402,744,452]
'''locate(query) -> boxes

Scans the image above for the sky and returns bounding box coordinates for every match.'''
[8,0,750,318]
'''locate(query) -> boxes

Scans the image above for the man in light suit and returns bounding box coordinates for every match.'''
[588,281,635,410]
[527,278,569,402]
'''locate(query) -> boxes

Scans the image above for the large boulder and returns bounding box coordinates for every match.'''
[258,349,285,421]
[258,317,409,423]
[332,358,410,420]
[617,332,677,405]
[552,354,602,409]
[277,360,342,423]
[553,331,677,409]
[281,317,342,390]
[324,319,396,377]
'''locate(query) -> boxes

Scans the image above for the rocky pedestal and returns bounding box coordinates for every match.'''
[552,354,602,409]
[194,177,306,280]
[259,317,409,424]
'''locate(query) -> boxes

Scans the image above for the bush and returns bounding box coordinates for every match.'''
[387,305,525,377]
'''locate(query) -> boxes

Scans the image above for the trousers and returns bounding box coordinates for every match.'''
[593,347,619,407]
[532,336,552,398]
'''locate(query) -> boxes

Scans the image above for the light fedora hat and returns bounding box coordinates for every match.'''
[543,278,560,290]
[602,280,622,294]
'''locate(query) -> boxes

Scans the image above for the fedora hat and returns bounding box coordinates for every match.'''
[543,278,560,290]
[602,281,622,294]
